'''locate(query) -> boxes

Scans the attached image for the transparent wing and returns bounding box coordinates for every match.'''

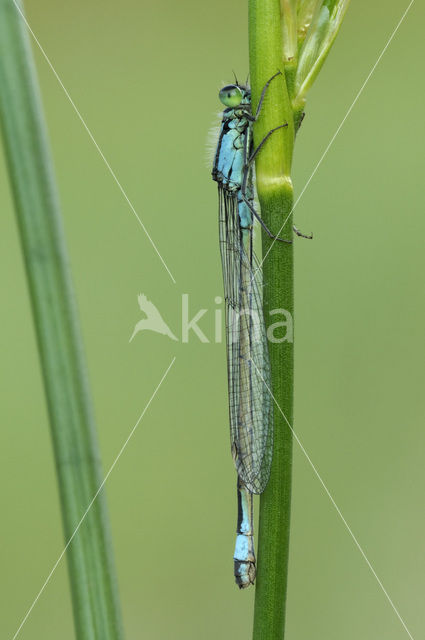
[218,187,273,494]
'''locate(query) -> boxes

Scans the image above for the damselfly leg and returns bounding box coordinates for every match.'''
[242,124,313,241]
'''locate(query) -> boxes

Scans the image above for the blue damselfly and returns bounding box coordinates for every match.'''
[212,72,290,588]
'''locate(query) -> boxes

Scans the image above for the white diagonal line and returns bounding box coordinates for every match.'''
[11,356,176,640]
[12,0,176,285]
[257,0,415,274]
[251,359,415,640]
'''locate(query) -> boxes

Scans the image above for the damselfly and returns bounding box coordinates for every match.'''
[212,72,291,588]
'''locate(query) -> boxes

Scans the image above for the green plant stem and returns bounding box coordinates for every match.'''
[0,2,124,638]
[249,1,294,638]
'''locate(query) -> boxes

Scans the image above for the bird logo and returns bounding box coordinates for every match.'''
[129,294,178,342]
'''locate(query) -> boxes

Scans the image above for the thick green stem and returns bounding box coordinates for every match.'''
[0,2,124,638]
[249,1,294,638]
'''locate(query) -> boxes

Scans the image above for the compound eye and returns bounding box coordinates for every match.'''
[219,85,243,108]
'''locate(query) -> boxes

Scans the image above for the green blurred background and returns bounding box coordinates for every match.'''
[1,0,424,638]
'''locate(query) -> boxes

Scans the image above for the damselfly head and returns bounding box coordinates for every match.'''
[219,85,243,108]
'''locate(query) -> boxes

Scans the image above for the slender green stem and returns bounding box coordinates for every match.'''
[249,1,294,638]
[0,2,124,638]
